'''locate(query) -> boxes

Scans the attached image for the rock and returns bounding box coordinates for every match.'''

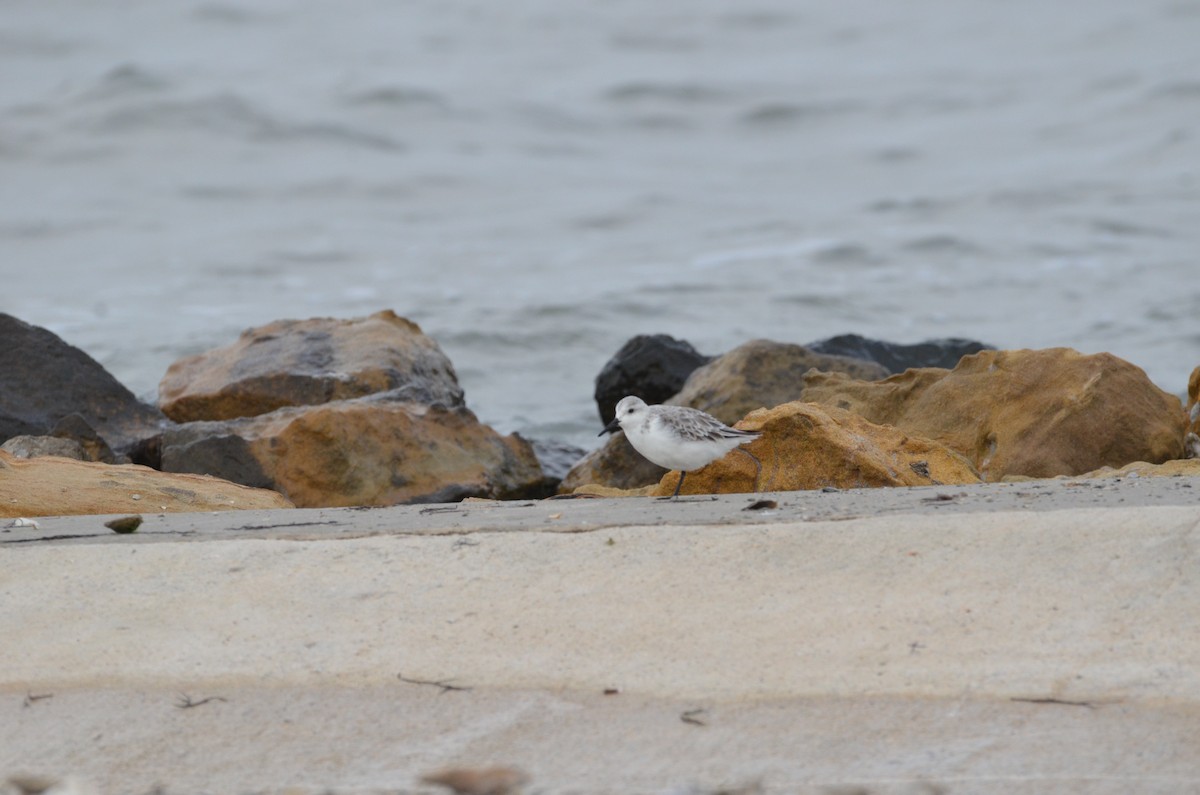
[0,435,88,461]
[646,401,980,496]
[529,438,587,485]
[105,515,143,533]
[558,434,668,493]
[1185,366,1200,459]
[0,450,293,518]
[160,397,548,507]
[0,313,167,457]
[593,334,711,425]
[669,339,890,424]
[568,483,658,498]
[806,333,993,374]
[565,339,889,492]
[420,766,530,795]
[1079,459,1200,479]
[49,413,117,463]
[802,348,1187,480]
[3,775,97,795]
[158,310,464,422]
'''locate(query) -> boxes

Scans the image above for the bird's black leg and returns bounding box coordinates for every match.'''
[671,470,686,498]
[662,470,691,501]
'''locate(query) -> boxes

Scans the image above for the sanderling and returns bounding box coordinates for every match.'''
[600,395,761,497]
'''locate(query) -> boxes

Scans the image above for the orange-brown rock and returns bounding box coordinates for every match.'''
[802,348,1186,480]
[158,310,463,422]
[562,339,888,492]
[647,401,980,496]
[0,450,293,518]
[160,398,547,507]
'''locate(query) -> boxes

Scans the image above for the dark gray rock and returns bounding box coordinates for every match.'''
[51,413,118,463]
[594,334,712,425]
[805,333,994,375]
[0,314,168,457]
[530,438,587,484]
[159,426,275,490]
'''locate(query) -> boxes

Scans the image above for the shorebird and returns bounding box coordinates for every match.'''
[600,395,760,497]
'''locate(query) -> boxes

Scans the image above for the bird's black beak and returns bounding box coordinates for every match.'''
[599,417,621,436]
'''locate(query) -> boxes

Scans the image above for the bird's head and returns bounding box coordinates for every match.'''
[599,395,649,436]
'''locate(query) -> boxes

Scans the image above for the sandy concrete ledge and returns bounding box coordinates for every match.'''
[2,479,1199,794]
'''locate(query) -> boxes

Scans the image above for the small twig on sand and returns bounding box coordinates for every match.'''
[397,673,472,693]
[1010,697,1098,709]
[22,692,53,708]
[175,694,228,709]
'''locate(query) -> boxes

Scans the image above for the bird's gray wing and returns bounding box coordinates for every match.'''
[668,407,760,442]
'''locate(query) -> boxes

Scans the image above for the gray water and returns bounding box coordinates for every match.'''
[3,0,1199,449]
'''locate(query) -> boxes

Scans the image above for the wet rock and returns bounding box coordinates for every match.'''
[529,438,587,486]
[668,338,890,424]
[565,339,888,492]
[0,313,167,457]
[0,450,293,518]
[0,435,88,461]
[806,333,993,374]
[1185,366,1200,459]
[594,334,711,425]
[647,401,980,496]
[160,397,548,507]
[802,348,1186,480]
[158,310,464,422]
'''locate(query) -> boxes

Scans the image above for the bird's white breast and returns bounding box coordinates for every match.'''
[625,415,746,472]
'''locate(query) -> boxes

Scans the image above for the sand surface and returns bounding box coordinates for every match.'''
[3,479,1199,794]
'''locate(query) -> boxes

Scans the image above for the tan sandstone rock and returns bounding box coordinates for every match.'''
[158,310,463,422]
[802,348,1186,480]
[1079,459,1200,479]
[648,401,981,497]
[568,483,658,498]
[160,398,547,507]
[0,450,293,518]
[563,339,889,492]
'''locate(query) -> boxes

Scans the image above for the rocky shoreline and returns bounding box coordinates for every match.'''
[2,309,1199,517]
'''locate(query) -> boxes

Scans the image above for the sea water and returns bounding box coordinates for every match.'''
[3,0,1198,449]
